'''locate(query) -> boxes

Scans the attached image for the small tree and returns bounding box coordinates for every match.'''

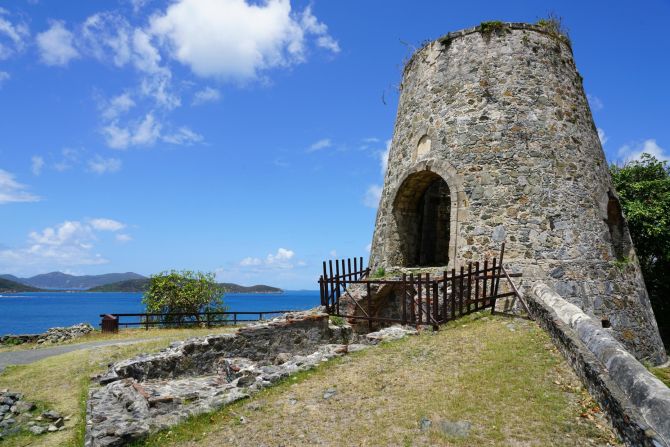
[610,154,670,348]
[142,270,226,326]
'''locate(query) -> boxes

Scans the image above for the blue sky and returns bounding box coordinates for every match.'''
[0,0,668,289]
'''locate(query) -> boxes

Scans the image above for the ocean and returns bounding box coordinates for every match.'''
[0,290,320,335]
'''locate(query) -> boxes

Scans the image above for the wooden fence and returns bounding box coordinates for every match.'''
[99,310,294,332]
[319,243,521,330]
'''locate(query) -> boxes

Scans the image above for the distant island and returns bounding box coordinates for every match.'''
[89,279,282,294]
[0,272,282,294]
[0,277,41,293]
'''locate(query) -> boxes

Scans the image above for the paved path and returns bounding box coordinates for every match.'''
[0,338,159,373]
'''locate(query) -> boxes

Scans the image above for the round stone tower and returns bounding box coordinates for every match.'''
[369,22,666,364]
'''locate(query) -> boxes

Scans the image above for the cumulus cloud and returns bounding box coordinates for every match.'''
[266,247,294,264]
[363,184,382,208]
[87,155,122,174]
[149,0,339,81]
[192,86,221,105]
[307,138,332,152]
[89,218,126,231]
[597,128,608,146]
[379,139,391,176]
[617,139,669,163]
[0,169,41,204]
[116,233,132,242]
[162,126,203,145]
[0,71,9,88]
[101,93,135,121]
[36,20,79,66]
[238,248,297,269]
[0,218,130,272]
[31,156,45,176]
[0,9,29,60]
[103,113,161,149]
[587,94,604,111]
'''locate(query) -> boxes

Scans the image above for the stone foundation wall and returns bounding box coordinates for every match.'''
[528,282,670,446]
[86,309,369,446]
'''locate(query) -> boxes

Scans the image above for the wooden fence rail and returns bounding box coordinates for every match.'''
[318,244,518,330]
[99,310,295,332]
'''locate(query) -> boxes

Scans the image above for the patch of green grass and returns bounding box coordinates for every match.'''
[329,316,346,327]
[479,21,506,34]
[134,313,620,447]
[371,267,386,278]
[0,327,235,447]
[650,365,670,388]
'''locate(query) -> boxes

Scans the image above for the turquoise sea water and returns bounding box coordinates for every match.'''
[0,290,320,335]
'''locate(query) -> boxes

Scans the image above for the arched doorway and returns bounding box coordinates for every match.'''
[393,171,451,267]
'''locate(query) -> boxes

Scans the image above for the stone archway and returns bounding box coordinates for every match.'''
[393,171,451,267]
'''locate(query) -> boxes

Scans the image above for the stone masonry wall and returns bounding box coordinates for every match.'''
[368,22,666,364]
[528,282,670,446]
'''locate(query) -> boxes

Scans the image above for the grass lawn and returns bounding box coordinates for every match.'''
[135,313,620,447]
[0,326,237,447]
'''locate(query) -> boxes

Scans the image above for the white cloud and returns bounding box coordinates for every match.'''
[316,35,340,53]
[101,93,135,120]
[363,184,382,208]
[0,71,9,88]
[162,126,203,145]
[0,9,29,60]
[597,128,608,146]
[365,243,371,253]
[53,147,79,172]
[238,247,297,269]
[89,218,126,231]
[307,138,332,152]
[36,20,79,66]
[87,155,122,174]
[192,87,221,105]
[31,156,45,176]
[240,257,262,266]
[0,218,129,272]
[379,139,391,175]
[617,139,669,163]
[103,113,161,149]
[130,0,151,14]
[116,233,133,242]
[149,0,338,81]
[80,12,132,67]
[267,247,294,263]
[0,169,41,204]
[587,94,604,112]
[329,249,337,258]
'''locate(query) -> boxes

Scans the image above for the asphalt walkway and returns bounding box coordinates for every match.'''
[0,338,158,373]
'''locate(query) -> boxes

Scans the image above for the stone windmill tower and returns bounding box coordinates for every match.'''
[368,22,666,363]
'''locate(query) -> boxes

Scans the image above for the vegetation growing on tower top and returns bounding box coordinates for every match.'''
[479,21,506,34]
[536,13,571,45]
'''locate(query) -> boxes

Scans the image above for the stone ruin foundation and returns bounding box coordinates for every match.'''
[85,309,417,446]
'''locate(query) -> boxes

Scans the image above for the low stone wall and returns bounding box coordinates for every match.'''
[528,282,670,446]
[85,308,418,446]
[1,323,93,346]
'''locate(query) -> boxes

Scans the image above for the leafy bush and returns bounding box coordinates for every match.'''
[610,154,670,348]
[142,270,226,327]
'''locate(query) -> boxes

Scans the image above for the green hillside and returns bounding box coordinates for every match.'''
[88,279,282,294]
[0,278,41,293]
